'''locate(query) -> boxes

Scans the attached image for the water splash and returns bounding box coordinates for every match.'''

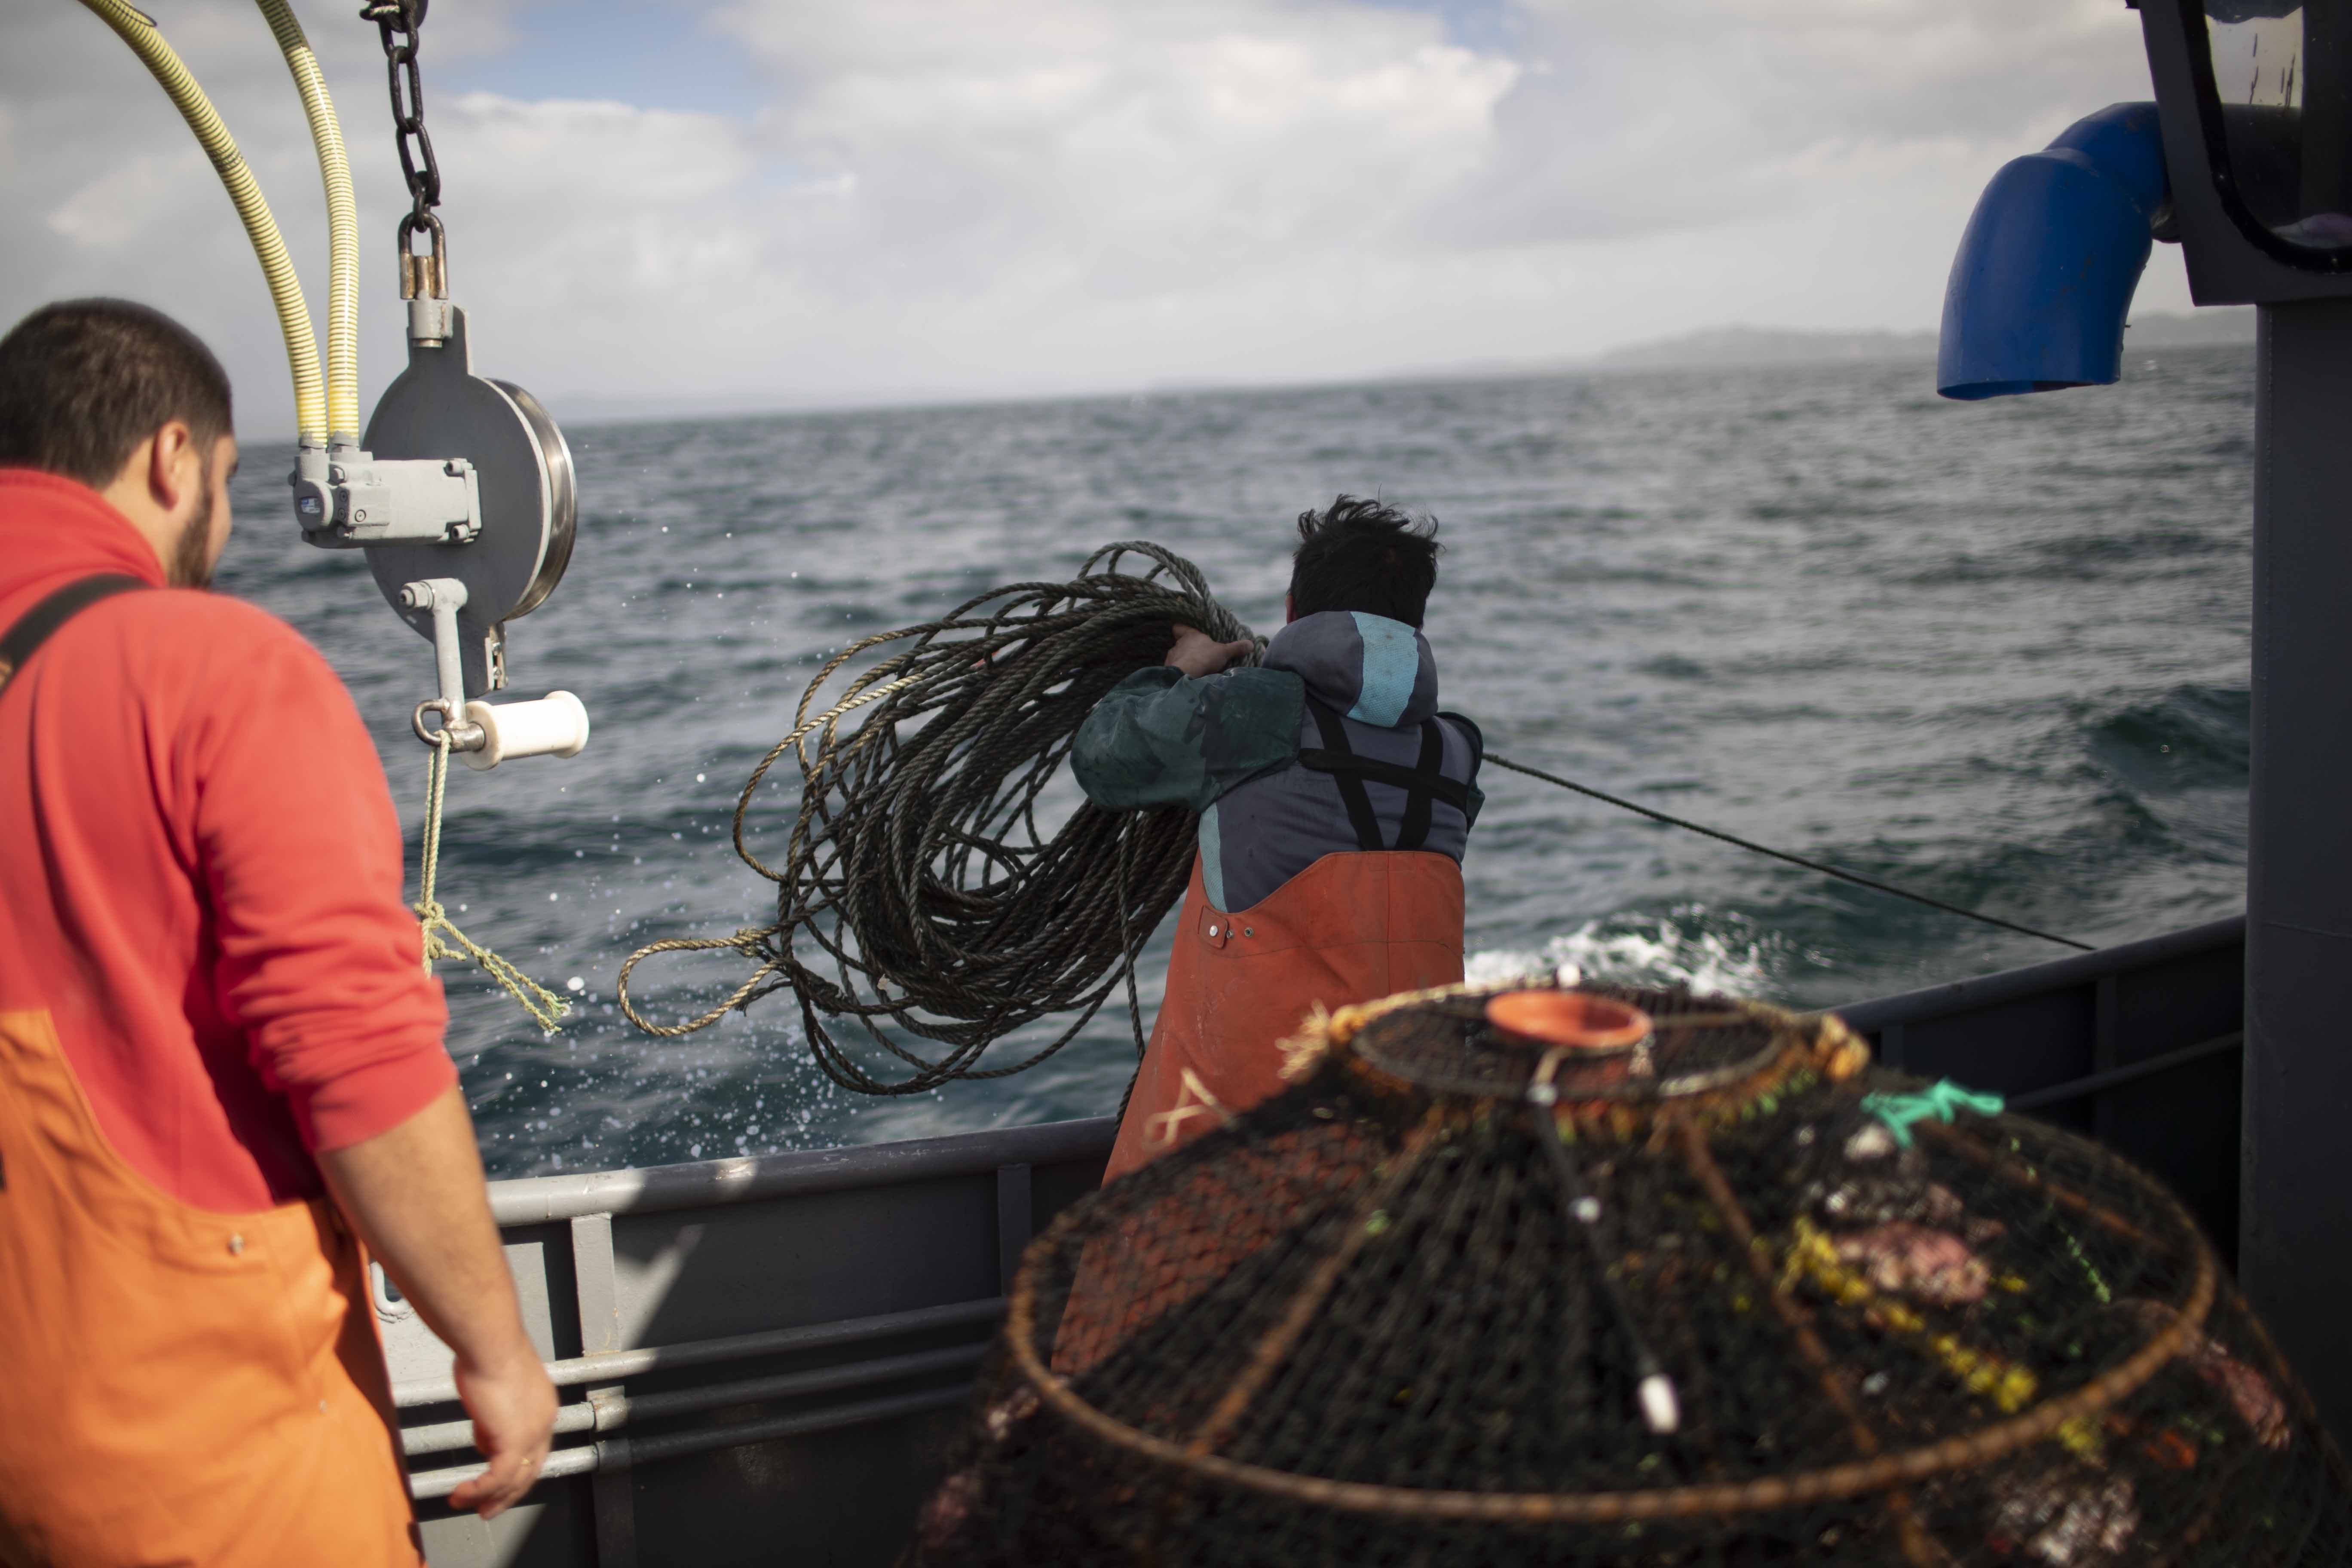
[1466,907,1780,997]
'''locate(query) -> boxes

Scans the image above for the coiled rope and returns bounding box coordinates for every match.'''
[619,543,2089,1094]
[619,544,1251,1095]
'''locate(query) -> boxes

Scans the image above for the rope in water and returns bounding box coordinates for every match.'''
[616,543,2089,1092]
[416,731,572,1033]
[617,542,1251,1094]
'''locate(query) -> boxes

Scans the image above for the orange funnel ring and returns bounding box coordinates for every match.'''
[1485,989,1653,1054]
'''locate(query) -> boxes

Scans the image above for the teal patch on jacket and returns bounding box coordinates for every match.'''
[1198,802,1227,910]
[1346,612,1420,727]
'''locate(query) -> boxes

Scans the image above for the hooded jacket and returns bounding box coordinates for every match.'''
[0,469,453,1211]
[1073,609,1482,910]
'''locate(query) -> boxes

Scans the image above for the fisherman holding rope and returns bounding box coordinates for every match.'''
[1073,498,1485,1178]
[0,302,554,1564]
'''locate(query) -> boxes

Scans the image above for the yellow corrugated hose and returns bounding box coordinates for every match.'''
[252,0,358,445]
[71,0,327,447]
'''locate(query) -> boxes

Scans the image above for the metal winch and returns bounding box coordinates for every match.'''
[73,0,589,771]
[70,0,595,1028]
[298,287,586,767]
[290,2,587,769]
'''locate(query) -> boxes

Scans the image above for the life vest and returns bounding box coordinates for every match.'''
[0,580,421,1568]
[1102,697,1470,1183]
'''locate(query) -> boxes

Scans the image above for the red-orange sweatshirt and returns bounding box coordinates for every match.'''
[0,469,454,1212]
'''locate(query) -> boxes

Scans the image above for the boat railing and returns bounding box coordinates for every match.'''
[1839,913,2244,1258]
[392,1116,1116,1566]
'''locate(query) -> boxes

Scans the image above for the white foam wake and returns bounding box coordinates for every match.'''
[1465,909,1779,997]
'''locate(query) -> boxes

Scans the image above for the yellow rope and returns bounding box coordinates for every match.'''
[615,673,919,1038]
[416,733,570,1034]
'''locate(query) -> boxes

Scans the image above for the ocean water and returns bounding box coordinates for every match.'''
[220,346,2255,1179]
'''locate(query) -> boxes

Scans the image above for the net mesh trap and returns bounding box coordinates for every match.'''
[909,981,2352,1567]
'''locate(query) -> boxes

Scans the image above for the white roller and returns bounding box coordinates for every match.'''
[461,691,589,771]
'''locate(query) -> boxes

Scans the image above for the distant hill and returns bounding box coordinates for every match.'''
[1595,309,2254,371]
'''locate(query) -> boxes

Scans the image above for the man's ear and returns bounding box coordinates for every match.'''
[1284,593,1295,625]
[145,420,201,518]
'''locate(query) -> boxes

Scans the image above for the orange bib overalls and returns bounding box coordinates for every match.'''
[1102,847,1465,1183]
[0,576,421,1567]
[0,1010,421,1568]
[1053,848,1464,1374]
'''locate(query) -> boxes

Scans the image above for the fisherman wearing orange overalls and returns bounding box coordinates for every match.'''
[0,300,557,1566]
[1075,497,1483,1181]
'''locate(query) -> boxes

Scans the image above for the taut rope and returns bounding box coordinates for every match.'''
[1482,755,2092,952]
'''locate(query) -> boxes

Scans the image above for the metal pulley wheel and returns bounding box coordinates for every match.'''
[362,305,576,699]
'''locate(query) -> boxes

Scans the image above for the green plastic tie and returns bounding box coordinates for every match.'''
[1859,1079,2003,1148]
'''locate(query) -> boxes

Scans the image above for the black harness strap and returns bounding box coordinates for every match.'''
[1298,696,1468,852]
[1396,717,1445,851]
[1302,697,1386,851]
[0,576,147,699]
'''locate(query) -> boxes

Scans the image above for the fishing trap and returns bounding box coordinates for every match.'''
[911,982,2352,1566]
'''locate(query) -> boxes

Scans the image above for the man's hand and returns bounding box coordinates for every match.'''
[319,1086,558,1519]
[447,1341,559,1519]
[1165,624,1252,678]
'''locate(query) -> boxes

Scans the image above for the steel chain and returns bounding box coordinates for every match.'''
[358,0,445,285]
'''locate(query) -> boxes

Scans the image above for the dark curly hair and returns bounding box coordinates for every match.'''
[1288,495,1442,628]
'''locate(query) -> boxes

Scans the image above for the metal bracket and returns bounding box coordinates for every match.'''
[401,577,486,752]
[294,444,480,548]
[369,1260,415,1327]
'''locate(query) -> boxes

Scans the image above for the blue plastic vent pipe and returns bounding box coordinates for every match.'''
[1937,103,2171,400]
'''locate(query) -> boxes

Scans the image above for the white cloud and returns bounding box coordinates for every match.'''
[48,150,208,248]
[0,0,2195,435]
[716,0,1519,302]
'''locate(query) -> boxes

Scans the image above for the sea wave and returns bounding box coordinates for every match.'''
[219,346,2255,1174]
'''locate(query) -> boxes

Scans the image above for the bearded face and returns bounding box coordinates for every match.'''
[168,482,214,588]
[165,441,231,589]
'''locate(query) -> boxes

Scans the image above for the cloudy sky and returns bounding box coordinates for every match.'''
[2,0,2195,436]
